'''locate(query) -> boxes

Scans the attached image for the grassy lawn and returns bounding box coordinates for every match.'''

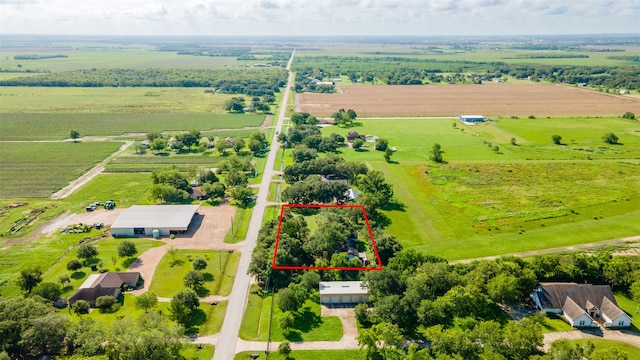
[182,344,215,360]
[235,350,364,360]
[64,173,154,209]
[316,118,640,260]
[42,237,163,297]
[539,314,574,333]
[568,339,640,358]
[263,205,281,225]
[0,141,123,197]
[80,294,226,335]
[615,292,640,332]
[224,206,252,244]
[149,250,240,297]
[239,287,343,342]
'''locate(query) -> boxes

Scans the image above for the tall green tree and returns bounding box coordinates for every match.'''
[68,130,80,142]
[429,143,443,163]
[117,240,137,258]
[17,267,42,293]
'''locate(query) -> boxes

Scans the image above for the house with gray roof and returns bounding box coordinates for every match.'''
[531,282,631,328]
[68,272,141,306]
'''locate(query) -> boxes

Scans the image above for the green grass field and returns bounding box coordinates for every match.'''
[82,294,227,336]
[0,141,122,197]
[239,287,343,342]
[182,344,215,360]
[224,207,253,244]
[235,350,364,360]
[149,250,240,297]
[0,112,266,140]
[319,118,640,260]
[568,339,640,359]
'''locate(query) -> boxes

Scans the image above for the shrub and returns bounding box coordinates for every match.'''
[602,132,619,144]
[67,259,83,271]
[72,300,90,315]
[551,135,562,145]
[622,111,636,120]
[95,295,115,309]
[374,138,389,151]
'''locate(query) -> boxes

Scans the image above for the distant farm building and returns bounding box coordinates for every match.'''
[319,281,369,304]
[68,272,141,306]
[346,130,365,143]
[459,115,485,124]
[110,205,200,237]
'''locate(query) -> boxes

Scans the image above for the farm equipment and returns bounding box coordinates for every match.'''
[103,200,116,210]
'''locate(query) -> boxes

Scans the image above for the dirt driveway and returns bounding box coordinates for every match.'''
[40,208,124,236]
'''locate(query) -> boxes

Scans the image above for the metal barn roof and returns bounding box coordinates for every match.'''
[319,281,368,295]
[111,205,200,230]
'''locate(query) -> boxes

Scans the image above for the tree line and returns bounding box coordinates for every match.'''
[0,68,288,95]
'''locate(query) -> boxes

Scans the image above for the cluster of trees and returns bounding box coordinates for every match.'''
[0,296,186,360]
[282,175,349,204]
[290,111,318,126]
[150,165,226,203]
[353,249,640,359]
[292,55,640,90]
[283,154,367,184]
[0,68,288,94]
[13,54,68,60]
[224,96,272,113]
[331,108,358,126]
[280,121,346,153]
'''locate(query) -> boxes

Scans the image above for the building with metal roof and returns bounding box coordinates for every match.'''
[110,205,200,237]
[319,281,369,305]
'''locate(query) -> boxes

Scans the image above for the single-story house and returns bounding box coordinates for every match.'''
[346,130,364,143]
[319,281,369,305]
[110,205,200,237]
[345,188,360,201]
[68,272,141,306]
[459,115,485,123]
[320,175,349,186]
[531,282,632,328]
[191,187,206,200]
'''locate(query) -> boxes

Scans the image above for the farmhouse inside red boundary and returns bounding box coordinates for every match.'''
[272,204,383,271]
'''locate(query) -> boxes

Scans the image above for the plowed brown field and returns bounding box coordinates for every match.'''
[295,84,640,117]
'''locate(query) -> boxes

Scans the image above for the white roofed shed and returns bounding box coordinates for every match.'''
[110,205,200,237]
[319,281,369,304]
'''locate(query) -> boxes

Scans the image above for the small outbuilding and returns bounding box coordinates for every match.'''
[319,281,369,305]
[110,205,200,237]
[459,115,485,123]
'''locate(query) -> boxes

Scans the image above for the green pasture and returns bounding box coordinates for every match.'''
[0,141,122,198]
[240,287,343,342]
[235,350,364,360]
[0,229,101,296]
[0,49,247,72]
[0,87,237,113]
[317,118,640,260]
[148,249,240,298]
[45,237,163,295]
[0,112,265,140]
[105,153,228,173]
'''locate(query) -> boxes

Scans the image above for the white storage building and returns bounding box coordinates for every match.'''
[319,281,369,304]
[110,205,200,237]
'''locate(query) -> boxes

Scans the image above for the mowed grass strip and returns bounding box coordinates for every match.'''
[0,141,122,197]
[149,250,240,297]
[235,350,364,360]
[0,112,265,140]
[239,288,343,342]
[568,339,640,359]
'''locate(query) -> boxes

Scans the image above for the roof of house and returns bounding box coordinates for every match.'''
[111,205,199,230]
[70,272,140,303]
[346,130,360,139]
[191,187,205,199]
[319,281,368,296]
[536,282,618,310]
[320,175,348,185]
[536,282,628,323]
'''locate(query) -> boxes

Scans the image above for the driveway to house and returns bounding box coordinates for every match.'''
[212,50,295,360]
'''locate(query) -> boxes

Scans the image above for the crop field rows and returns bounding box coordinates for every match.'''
[296,84,640,117]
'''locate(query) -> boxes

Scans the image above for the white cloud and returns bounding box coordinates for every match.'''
[0,0,638,35]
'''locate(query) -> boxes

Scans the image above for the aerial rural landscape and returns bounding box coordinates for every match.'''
[1,2,640,359]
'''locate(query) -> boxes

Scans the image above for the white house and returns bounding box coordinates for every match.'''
[319,281,369,305]
[531,282,631,328]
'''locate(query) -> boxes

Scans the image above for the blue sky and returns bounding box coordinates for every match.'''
[1,0,638,36]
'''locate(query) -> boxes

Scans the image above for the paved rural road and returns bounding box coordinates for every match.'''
[212,50,295,360]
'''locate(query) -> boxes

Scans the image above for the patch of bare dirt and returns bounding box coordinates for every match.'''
[296,84,640,117]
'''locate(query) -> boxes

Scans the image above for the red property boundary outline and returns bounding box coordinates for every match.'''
[272,203,383,271]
